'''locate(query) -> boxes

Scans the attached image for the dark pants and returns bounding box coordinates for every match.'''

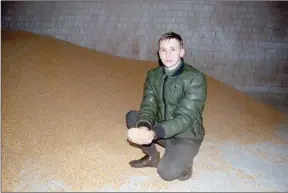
[126,110,204,181]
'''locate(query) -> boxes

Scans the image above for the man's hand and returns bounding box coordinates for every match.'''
[139,127,155,145]
[127,127,155,145]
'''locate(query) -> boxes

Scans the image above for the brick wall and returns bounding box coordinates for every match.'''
[2,1,288,93]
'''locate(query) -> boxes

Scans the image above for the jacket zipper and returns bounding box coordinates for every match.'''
[162,76,168,120]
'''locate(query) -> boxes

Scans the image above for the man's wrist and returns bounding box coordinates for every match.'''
[137,121,151,129]
[150,123,165,139]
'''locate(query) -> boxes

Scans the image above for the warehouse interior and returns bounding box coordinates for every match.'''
[1,1,288,191]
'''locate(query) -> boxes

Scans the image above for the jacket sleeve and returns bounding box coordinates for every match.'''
[136,72,158,129]
[151,72,207,139]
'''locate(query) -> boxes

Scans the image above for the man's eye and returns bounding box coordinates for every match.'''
[172,48,175,51]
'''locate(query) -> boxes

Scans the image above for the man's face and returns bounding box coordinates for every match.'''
[158,38,185,68]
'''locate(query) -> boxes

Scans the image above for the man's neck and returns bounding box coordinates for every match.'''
[166,60,181,71]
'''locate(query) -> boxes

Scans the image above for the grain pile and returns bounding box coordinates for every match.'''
[2,29,287,191]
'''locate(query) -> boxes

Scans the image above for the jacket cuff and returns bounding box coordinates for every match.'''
[150,123,165,139]
[137,121,151,129]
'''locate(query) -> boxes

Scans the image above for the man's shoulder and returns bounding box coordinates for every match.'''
[182,63,207,87]
[183,63,205,77]
[147,66,163,76]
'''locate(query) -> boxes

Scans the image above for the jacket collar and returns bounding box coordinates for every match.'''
[162,58,185,77]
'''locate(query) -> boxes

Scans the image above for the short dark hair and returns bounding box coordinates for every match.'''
[158,31,184,48]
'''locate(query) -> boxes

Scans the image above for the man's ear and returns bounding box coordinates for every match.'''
[180,48,185,58]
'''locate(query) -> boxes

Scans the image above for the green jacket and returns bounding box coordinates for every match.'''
[136,59,207,139]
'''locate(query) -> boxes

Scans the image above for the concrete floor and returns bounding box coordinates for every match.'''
[2,29,288,192]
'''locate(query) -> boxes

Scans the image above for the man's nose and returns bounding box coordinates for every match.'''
[165,50,171,58]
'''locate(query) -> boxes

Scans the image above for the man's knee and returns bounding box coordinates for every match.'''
[157,162,184,181]
[126,110,139,129]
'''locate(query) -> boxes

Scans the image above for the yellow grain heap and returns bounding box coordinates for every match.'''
[2,29,286,192]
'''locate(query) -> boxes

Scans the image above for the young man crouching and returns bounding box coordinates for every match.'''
[126,31,207,181]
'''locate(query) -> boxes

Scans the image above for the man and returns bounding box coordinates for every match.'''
[126,31,207,181]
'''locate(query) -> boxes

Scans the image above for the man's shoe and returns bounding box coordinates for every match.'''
[178,167,192,181]
[129,152,160,168]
